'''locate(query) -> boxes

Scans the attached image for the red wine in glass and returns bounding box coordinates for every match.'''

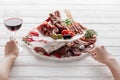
[4,18,23,31]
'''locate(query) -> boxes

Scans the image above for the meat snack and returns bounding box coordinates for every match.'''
[23,10,98,59]
[50,39,95,58]
[49,29,97,58]
[64,9,87,34]
[37,10,87,40]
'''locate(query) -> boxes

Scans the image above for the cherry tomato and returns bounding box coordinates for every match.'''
[68,32,75,36]
[68,30,72,33]
[62,30,69,35]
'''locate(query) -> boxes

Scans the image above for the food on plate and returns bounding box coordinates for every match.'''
[37,10,67,37]
[61,30,74,39]
[32,38,95,58]
[34,47,50,56]
[29,30,39,37]
[80,29,97,44]
[64,9,87,34]
[50,34,63,39]
[23,36,34,43]
[37,21,55,36]
[49,12,67,34]
[36,10,86,40]
[50,39,95,58]
[63,34,72,39]
[23,10,98,58]
[62,30,75,36]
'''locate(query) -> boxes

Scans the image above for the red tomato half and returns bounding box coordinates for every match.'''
[62,30,69,35]
[68,32,75,36]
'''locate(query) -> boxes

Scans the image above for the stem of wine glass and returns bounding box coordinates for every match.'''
[11,31,16,39]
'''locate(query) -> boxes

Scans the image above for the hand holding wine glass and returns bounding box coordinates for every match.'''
[3,8,23,52]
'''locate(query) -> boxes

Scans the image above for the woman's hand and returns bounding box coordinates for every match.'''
[88,46,114,64]
[4,38,19,58]
[0,38,19,80]
[89,46,120,80]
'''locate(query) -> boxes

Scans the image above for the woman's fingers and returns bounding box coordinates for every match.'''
[10,37,16,41]
[91,53,97,59]
[9,37,18,44]
[6,42,9,44]
[88,46,104,54]
[101,45,105,49]
[87,48,96,54]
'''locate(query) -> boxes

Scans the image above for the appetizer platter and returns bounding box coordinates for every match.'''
[23,10,97,61]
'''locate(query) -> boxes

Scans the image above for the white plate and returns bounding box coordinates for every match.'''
[23,29,96,61]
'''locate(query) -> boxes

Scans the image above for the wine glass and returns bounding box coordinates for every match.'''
[3,8,23,52]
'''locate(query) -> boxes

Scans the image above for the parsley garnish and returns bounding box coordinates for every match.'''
[84,29,97,39]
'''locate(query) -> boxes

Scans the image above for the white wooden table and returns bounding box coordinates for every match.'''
[0,0,120,80]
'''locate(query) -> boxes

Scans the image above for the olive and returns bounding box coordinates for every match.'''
[63,34,72,39]
[57,34,63,39]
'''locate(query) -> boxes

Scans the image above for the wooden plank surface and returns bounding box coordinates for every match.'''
[0,0,120,80]
[9,77,113,80]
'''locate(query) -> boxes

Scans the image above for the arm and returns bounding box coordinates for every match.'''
[0,56,16,80]
[106,58,120,80]
[89,46,120,80]
[0,39,18,80]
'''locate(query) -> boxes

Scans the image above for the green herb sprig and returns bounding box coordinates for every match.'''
[84,29,97,39]
[63,19,72,27]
